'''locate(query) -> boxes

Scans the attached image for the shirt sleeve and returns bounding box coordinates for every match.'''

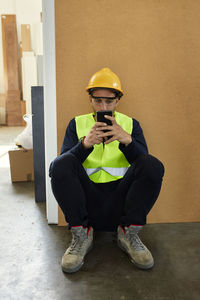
[119,118,149,164]
[60,118,93,163]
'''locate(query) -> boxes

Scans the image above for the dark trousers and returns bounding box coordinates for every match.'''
[49,153,165,232]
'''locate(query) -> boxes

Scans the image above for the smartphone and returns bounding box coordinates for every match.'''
[96,110,112,125]
[96,110,113,140]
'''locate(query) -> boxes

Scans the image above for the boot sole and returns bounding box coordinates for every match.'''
[118,239,154,270]
[62,243,93,274]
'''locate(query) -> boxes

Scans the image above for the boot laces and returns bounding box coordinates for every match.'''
[68,229,87,255]
[127,228,145,251]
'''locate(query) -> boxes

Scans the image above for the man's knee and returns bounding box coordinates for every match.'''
[49,153,78,179]
[134,154,165,183]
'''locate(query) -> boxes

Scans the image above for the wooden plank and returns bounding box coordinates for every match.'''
[1,15,20,91]
[21,24,31,51]
[0,94,6,107]
[1,14,22,125]
[0,94,6,124]
[6,99,23,126]
[21,100,26,126]
[19,42,23,99]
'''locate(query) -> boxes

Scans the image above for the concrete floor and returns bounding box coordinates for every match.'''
[0,126,200,300]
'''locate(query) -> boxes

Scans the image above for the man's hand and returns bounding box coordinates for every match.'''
[96,115,132,146]
[82,122,107,149]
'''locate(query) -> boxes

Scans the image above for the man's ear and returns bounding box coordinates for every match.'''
[115,99,119,106]
[89,96,92,104]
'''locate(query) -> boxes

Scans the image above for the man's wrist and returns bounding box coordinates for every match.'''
[124,135,132,147]
[80,136,86,148]
[82,137,93,149]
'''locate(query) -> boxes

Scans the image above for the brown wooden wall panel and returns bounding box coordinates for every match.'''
[1,14,22,125]
[55,0,200,225]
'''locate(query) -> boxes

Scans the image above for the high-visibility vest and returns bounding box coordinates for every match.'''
[75,111,133,183]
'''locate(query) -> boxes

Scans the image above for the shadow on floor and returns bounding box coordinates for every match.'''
[0,166,200,300]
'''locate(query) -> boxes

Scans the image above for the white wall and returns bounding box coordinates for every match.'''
[0,0,42,94]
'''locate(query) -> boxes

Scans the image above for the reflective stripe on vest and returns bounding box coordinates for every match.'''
[85,166,129,177]
[75,111,133,183]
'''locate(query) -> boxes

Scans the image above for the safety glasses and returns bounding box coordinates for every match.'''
[91,96,117,100]
[91,97,117,105]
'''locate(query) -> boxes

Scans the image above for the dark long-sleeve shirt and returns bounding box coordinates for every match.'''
[60,117,149,165]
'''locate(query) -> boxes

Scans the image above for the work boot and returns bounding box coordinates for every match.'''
[117,225,154,269]
[61,226,93,273]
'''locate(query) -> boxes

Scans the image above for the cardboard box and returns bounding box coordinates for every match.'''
[9,147,34,182]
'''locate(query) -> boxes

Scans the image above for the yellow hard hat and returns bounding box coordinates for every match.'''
[86,68,123,96]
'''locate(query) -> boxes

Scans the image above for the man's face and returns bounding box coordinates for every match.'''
[89,89,119,113]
